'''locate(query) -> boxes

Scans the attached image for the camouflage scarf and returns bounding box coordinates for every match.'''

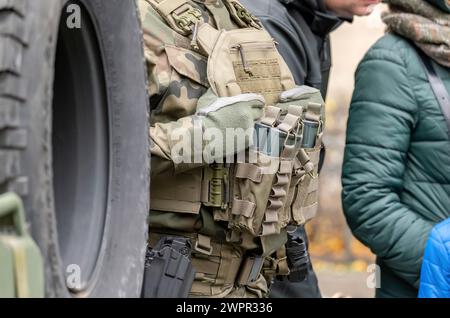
[382,0,450,67]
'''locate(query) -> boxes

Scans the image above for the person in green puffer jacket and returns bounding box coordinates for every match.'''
[342,0,450,298]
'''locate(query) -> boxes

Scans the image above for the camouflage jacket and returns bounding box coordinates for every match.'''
[139,0,246,174]
[139,1,325,298]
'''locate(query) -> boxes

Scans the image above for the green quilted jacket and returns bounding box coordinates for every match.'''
[342,33,450,298]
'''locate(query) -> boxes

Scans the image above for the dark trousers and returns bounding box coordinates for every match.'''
[269,225,322,298]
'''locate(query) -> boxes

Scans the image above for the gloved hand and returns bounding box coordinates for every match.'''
[260,86,325,152]
[196,89,265,128]
[196,89,265,162]
[151,89,265,174]
[276,85,324,114]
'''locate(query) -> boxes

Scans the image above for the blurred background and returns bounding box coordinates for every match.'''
[306,4,387,298]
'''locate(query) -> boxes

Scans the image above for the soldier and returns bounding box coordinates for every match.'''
[139,0,326,297]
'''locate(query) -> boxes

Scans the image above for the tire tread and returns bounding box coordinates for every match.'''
[0,4,28,197]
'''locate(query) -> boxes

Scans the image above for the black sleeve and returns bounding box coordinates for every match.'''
[257,15,308,86]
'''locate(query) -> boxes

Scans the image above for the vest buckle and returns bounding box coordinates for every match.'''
[172,6,202,34]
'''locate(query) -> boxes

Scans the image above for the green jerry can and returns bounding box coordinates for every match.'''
[0,193,44,298]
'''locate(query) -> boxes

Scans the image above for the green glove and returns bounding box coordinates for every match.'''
[197,89,264,129]
[277,86,324,113]
[196,89,265,161]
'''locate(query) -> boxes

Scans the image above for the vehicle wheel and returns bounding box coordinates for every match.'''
[0,0,150,297]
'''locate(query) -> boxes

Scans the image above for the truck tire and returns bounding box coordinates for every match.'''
[0,0,150,297]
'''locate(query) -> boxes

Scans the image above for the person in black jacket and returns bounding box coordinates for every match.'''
[240,0,381,298]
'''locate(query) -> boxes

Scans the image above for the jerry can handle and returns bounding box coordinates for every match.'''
[0,193,27,237]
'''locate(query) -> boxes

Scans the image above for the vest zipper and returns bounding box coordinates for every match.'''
[235,44,252,76]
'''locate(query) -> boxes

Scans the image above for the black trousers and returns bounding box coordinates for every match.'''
[269,225,322,298]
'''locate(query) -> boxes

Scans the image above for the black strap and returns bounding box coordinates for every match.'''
[415,48,450,139]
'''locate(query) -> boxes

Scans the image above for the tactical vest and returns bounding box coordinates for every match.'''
[146,0,324,297]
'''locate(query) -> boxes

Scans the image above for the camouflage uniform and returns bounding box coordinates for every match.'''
[139,0,325,298]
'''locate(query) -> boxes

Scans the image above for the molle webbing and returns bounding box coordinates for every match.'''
[202,1,235,30]
[259,105,304,236]
[196,23,296,104]
[261,106,282,126]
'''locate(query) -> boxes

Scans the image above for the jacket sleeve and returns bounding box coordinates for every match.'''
[342,47,434,289]
[140,1,207,175]
[419,227,450,298]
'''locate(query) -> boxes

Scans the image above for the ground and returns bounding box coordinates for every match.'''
[316,270,375,298]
